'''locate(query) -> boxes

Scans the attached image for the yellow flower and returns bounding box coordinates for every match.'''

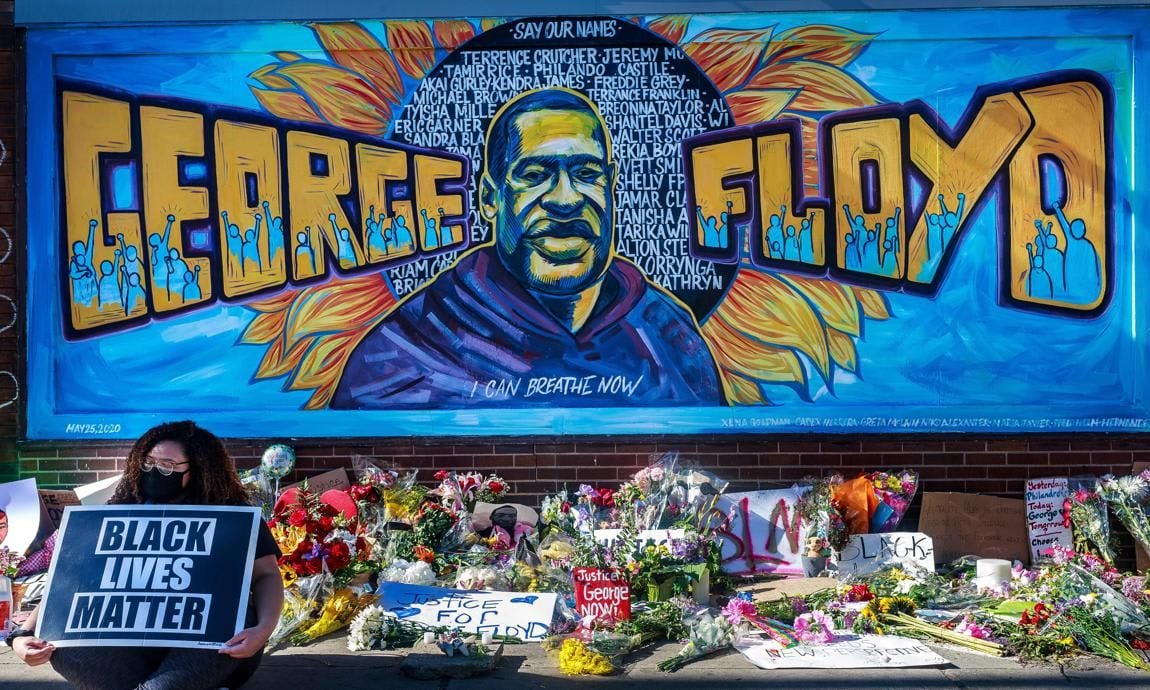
[271,524,307,553]
[557,639,614,675]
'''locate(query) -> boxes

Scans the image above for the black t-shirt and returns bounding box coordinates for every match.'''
[255,521,282,560]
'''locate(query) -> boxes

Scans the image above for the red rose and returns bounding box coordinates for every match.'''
[320,516,334,531]
[305,520,321,534]
[327,541,351,571]
[435,470,450,481]
[287,509,308,527]
[596,488,615,508]
[304,558,322,575]
[292,561,306,575]
[488,480,505,494]
[561,501,571,513]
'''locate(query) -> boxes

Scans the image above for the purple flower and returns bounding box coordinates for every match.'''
[1123,576,1145,603]
[791,597,809,615]
[794,611,835,644]
[577,484,596,498]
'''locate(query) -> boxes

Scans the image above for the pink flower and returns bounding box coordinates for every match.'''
[721,597,757,626]
[794,611,835,644]
[956,615,992,640]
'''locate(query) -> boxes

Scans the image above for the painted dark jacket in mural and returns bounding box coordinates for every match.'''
[331,246,724,409]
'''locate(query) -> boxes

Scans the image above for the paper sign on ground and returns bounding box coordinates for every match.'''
[285,468,350,494]
[918,492,1028,565]
[37,505,261,648]
[735,634,949,669]
[377,582,556,642]
[73,475,122,505]
[1025,477,1071,563]
[0,478,42,555]
[716,488,806,576]
[573,567,629,621]
[837,532,935,576]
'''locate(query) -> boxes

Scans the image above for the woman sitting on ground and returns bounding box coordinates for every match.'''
[7,420,285,690]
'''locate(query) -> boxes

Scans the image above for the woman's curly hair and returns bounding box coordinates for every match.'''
[108,420,250,506]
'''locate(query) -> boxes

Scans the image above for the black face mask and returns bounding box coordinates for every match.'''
[140,469,187,503]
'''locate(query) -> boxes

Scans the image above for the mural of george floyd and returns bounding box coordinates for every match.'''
[2,2,1150,530]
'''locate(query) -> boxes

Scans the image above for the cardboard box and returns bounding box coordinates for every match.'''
[918,492,1029,565]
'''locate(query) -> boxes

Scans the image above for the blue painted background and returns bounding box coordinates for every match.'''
[23,9,1149,438]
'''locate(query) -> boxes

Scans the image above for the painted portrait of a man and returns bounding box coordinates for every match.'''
[332,88,724,409]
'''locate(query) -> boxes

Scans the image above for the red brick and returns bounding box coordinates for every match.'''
[1027,439,1071,452]
[985,439,1028,451]
[922,453,964,467]
[964,452,1008,465]
[776,440,821,453]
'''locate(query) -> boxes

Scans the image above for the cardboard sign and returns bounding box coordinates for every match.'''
[592,529,684,550]
[37,505,261,648]
[837,532,935,576]
[40,490,81,531]
[573,568,630,622]
[377,583,556,642]
[918,492,1028,565]
[284,468,350,494]
[716,488,806,576]
[1025,477,1071,562]
[735,634,949,669]
[0,478,42,555]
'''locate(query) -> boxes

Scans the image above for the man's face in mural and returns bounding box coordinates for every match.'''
[483,104,617,296]
[0,509,7,545]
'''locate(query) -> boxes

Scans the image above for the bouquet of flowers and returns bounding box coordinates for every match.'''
[658,607,738,672]
[0,546,23,578]
[1098,472,1150,555]
[869,470,918,532]
[268,487,367,586]
[431,470,511,513]
[796,474,849,553]
[1069,480,1116,564]
[539,489,577,537]
[575,484,620,530]
[347,604,391,651]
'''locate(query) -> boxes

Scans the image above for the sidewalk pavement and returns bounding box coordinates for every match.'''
[4,635,1150,690]
[4,578,1150,688]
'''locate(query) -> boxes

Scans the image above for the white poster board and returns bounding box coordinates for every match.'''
[377,583,556,641]
[0,478,42,555]
[837,532,936,576]
[1025,477,1071,563]
[716,487,807,576]
[593,528,684,550]
[735,634,949,669]
[73,475,122,505]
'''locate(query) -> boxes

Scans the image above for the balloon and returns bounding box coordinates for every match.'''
[260,443,296,480]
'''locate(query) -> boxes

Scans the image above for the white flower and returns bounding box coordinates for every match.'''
[348,605,391,651]
[380,558,436,586]
[1117,475,1149,502]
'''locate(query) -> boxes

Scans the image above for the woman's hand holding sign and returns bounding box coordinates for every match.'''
[219,552,284,659]
[13,636,55,666]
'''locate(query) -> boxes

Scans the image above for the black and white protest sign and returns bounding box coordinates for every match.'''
[37,505,261,648]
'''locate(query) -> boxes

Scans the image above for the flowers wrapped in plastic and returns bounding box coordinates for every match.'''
[1068,479,1115,564]
[658,607,737,672]
[1098,471,1150,555]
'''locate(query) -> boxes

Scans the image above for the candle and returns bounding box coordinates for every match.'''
[481,631,493,646]
[423,632,435,645]
[974,558,1011,588]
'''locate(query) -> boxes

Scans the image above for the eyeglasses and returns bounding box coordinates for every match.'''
[142,457,188,476]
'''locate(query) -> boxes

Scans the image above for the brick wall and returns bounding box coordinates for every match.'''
[0,1,20,461]
[14,435,1148,505]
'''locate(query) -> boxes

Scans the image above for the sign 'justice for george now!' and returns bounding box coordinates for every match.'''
[36,505,261,648]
